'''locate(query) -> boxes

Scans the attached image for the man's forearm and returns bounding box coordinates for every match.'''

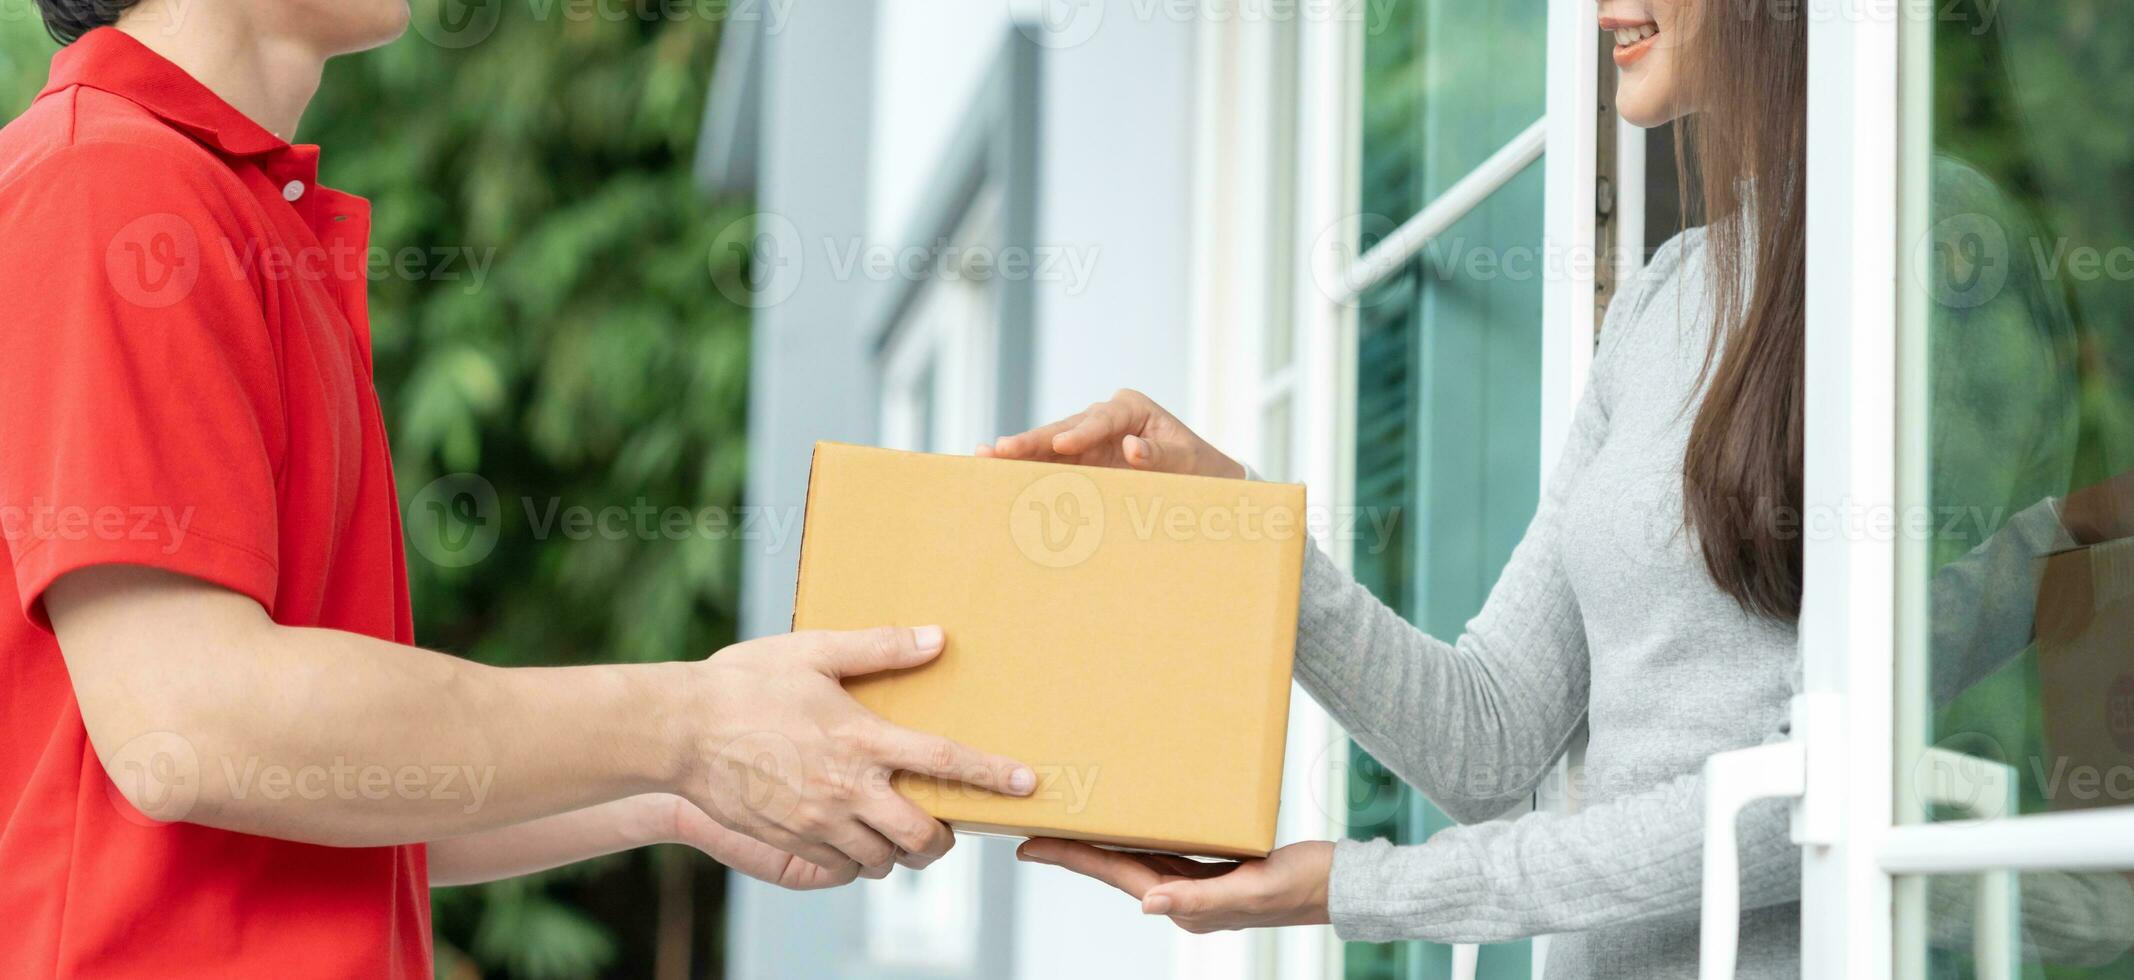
[52,563,1037,874]
[428,794,676,887]
[66,589,699,847]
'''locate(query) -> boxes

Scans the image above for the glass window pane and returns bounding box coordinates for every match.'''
[1903,0,2134,833]
[1358,0,1544,239]
[1896,872,2134,978]
[1346,164,1544,980]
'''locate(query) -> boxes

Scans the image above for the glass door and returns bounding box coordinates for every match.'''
[1332,0,1547,977]
[1704,1,2134,976]
[1889,0,2134,974]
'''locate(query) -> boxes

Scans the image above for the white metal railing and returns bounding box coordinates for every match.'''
[1334,117,1548,304]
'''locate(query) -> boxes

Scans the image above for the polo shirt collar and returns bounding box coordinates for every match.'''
[39,27,289,159]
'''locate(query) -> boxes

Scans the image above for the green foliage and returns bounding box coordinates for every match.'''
[0,5,754,977]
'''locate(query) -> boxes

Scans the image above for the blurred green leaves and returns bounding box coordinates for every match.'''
[1,4,755,977]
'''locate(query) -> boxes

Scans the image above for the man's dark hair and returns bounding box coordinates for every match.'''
[33,0,142,44]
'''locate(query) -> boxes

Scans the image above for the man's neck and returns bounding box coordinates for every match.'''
[115,2,325,142]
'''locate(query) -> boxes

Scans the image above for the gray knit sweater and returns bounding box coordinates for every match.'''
[1293,227,2134,978]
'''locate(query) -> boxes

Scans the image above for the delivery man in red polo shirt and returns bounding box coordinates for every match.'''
[0,2,1038,977]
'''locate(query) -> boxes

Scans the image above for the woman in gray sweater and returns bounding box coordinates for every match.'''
[984,0,2134,976]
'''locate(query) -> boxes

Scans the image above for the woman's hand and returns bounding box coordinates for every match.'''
[2061,468,2134,545]
[978,388,1246,480]
[1017,838,1333,933]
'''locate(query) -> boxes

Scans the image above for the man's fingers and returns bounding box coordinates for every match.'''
[812,626,944,678]
[756,825,861,880]
[780,853,859,890]
[822,818,900,871]
[859,797,956,867]
[1018,838,1166,898]
[872,726,1037,797]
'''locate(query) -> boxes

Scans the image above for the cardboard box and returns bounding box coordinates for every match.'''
[2034,537,2134,811]
[792,442,1305,858]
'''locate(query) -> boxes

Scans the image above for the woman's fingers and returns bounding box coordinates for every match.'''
[1142,875,1245,917]
[988,414,1086,461]
[1143,853,1238,879]
[1052,398,1147,456]
[1017,838,1169,898]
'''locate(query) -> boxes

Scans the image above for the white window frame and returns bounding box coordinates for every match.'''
[879,189,1005,457]
[1183,11,1335,979]
[1189,1,1630,977]
[1206,3,2134,980]
[1694,4,2134,979]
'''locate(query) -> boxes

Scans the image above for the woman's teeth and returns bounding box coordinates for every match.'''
[1613,24,1659,45]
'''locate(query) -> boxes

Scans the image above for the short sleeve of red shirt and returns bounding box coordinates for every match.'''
[0,139,284,626]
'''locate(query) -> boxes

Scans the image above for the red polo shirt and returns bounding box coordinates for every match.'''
[0,29,427,979]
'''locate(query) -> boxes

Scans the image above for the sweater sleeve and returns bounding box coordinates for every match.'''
[1292,371,1605,821]
[1927,496,2075,705]
[1324,747,1799,943]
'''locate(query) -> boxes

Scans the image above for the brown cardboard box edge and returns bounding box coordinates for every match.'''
[792,441,1304,858]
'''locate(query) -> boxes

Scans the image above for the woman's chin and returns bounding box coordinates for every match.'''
[1614,88,1685,130]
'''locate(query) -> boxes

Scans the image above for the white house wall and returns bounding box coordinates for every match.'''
[730,3,1210,976]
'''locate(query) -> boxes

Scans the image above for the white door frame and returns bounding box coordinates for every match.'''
[1698,3,2134,979]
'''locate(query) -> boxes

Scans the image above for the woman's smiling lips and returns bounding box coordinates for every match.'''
[1600,16,1661,67]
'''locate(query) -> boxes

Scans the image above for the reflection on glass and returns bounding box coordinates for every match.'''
[1900,871,2134,979]
[1908,0,2134,833]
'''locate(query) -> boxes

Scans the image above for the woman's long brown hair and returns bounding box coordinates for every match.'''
[1676,0,1808,621]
